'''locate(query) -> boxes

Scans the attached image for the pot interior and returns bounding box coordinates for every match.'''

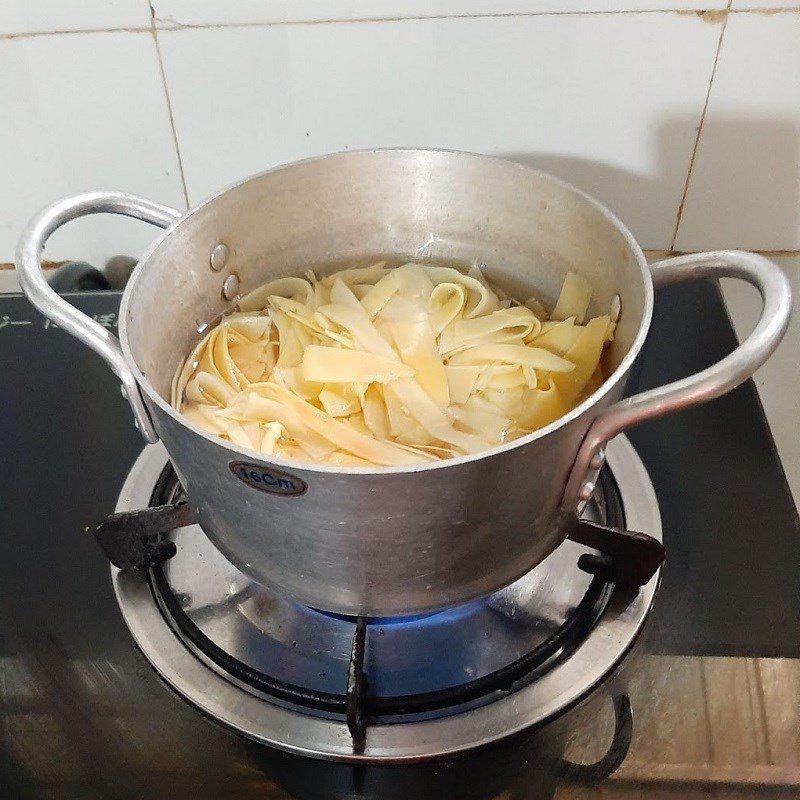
[123,150,649,405]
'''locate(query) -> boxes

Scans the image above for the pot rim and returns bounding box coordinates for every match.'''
[120,148,653,476]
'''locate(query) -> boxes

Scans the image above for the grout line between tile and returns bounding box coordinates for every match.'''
[669,1,731,251]
[1,251,796,270]
[151,6,800,31]
[2,8,798,39]
[148,5,190,209]
[153,8,695,29]
[0,26,151,40]
[646,249,800,258]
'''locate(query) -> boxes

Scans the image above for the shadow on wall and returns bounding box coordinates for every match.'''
[668,116,800,251]
[503,151,670,250]
[93,117,800,272]
[502,117,800,252]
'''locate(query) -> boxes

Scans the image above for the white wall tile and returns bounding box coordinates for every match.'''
[675,12,800,251]
[0,1,150,35]
[730,1,796,8]
[159,13,720,249]
[153,1,726,27]
[0,32,186,268]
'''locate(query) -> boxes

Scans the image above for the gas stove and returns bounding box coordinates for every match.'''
[2,282,799,799]
[111,434,659,762]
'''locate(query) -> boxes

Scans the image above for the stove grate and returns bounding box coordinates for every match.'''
[82,459,665,752]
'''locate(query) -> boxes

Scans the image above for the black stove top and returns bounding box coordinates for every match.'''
[1,282,798,799]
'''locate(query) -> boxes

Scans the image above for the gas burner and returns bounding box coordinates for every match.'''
[111,436,661,762]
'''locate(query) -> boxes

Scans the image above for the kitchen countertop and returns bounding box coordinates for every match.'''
[1,274,798,799]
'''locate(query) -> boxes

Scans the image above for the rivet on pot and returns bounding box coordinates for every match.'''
[210,243,229,272]
[589,448,605,470]
[222,273,240,300]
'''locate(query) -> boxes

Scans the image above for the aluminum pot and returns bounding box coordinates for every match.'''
[16,150,791,616]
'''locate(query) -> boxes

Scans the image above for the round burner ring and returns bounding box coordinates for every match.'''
[113,436,661,762]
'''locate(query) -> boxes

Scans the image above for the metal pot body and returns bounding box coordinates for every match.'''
[151,384,621,614]
[16,149,792,615]
[125,150,647,614]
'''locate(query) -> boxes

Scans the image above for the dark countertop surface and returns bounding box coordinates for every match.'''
[1,285,798,799]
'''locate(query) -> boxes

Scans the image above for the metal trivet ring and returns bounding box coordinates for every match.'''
[110,437,662,762]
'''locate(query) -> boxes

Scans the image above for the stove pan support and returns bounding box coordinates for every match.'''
[566,517,665,588]
[346,617,368,752]
[88,505,664,589]
[87,502,196,570]
[89,471,663,756]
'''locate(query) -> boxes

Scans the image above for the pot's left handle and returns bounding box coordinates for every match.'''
[15,191,183,443]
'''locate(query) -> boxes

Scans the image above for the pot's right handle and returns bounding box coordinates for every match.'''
[563,250,792,511]
[15,191,183,443]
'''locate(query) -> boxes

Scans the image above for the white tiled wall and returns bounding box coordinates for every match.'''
[158,13,719,249]
[674,11,800,251]
[729,0,789,7]
[2,1,799,269]
[0,30,185,269]
[0,1,149,35]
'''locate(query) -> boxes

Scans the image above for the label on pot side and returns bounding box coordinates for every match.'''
[229,461,307,497]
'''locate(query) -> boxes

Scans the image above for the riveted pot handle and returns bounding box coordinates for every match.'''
[563,251,792,510]
[15,191,183,443]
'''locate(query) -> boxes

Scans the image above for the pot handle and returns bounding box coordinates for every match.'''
[15,191,183,443]
[563,250,792,511]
